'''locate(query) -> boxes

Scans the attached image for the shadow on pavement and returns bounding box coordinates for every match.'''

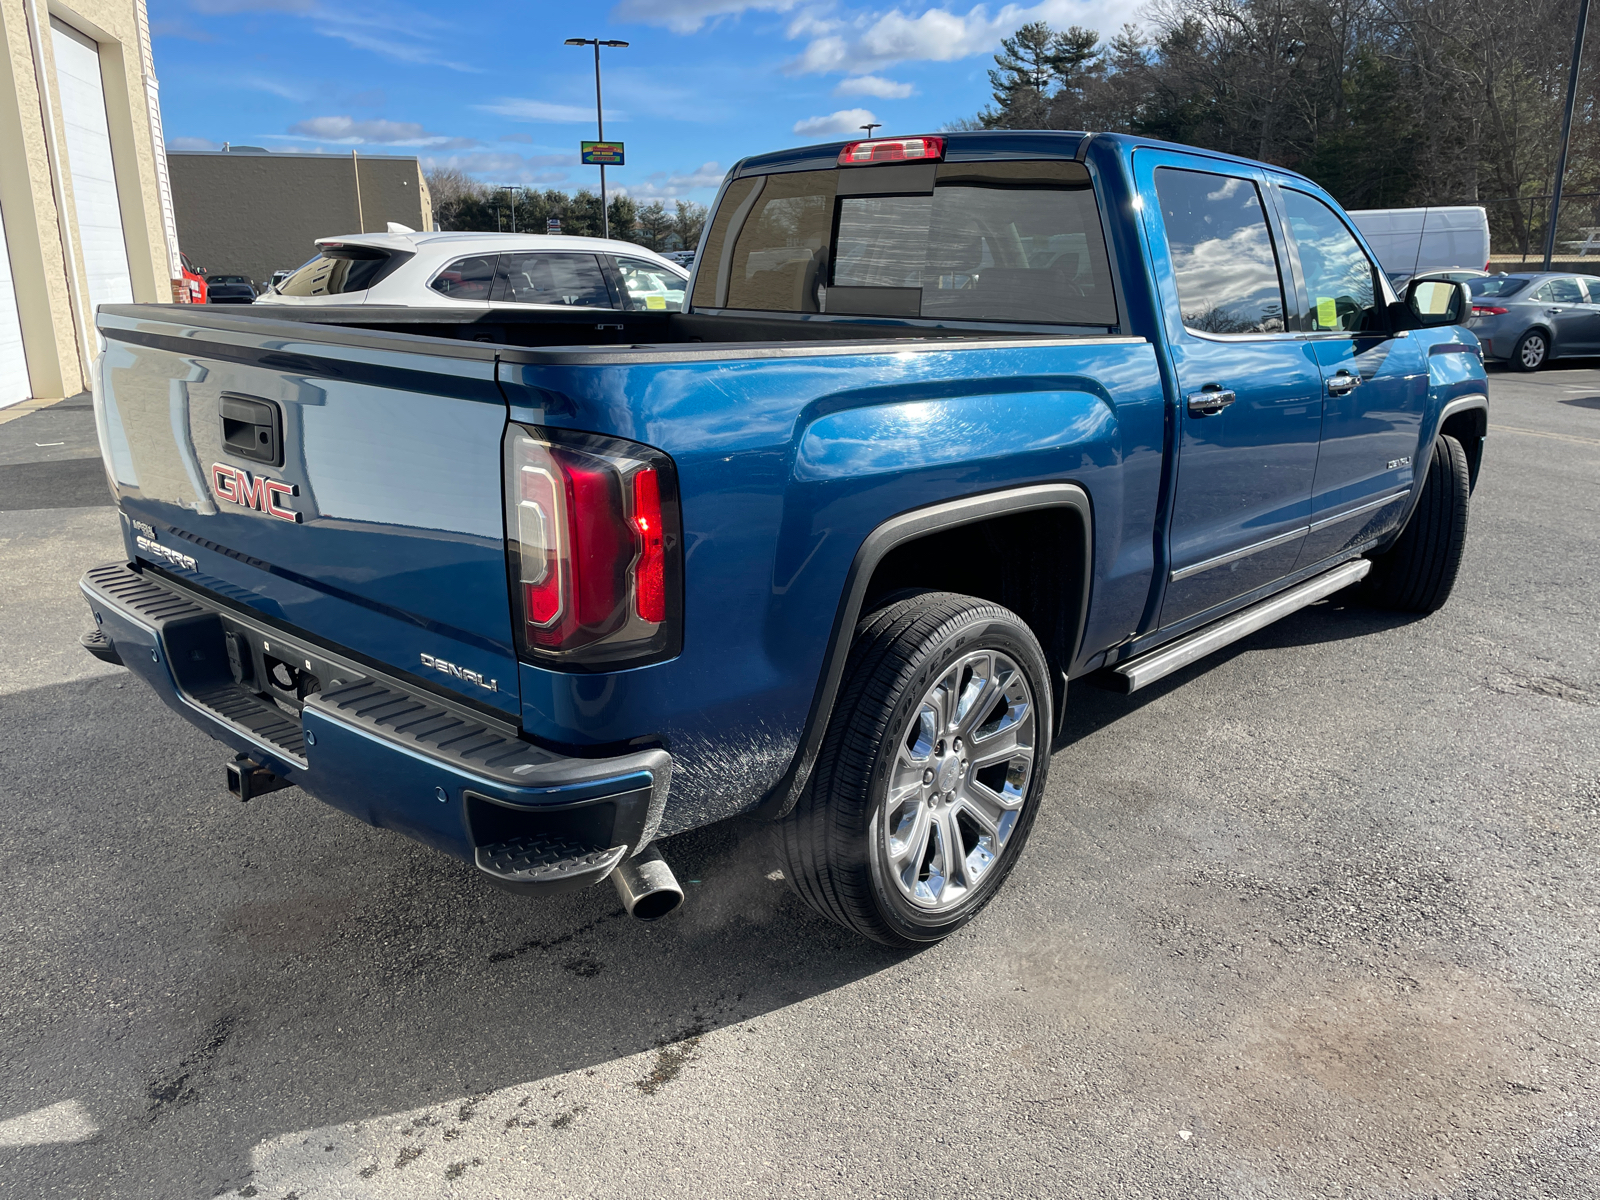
[0,671,902,1197]
[1062,595,1421,744]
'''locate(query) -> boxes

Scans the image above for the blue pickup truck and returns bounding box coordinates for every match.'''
[81,131,1488,946]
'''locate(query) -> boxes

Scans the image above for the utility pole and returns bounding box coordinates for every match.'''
[566,35,627,240]
[1545,0,1592,269]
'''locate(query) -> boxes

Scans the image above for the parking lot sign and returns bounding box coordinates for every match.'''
[547,218,561,235]
[581,141,625,166]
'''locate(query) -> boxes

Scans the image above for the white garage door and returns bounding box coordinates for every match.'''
[0,200,30,408]
[51,18,133,329]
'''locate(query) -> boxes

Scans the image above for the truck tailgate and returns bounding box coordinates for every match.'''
[95,308,519,717]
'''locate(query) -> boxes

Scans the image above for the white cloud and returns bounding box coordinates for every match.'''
[240,74,312,101]
[479,99,616,124]
[168,136,221,151]
[616,160,727,200]
[835,73,915,98]
[793,107,878,136]
[418,151,572,185]
[309,6,481,72]
[788,0,1140,76]
[282,116,477,149]
[610,0,800,34]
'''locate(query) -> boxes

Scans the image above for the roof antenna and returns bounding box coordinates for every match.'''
[860,123,881,137]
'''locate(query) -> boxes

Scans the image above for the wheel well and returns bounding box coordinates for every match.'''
[859,507,1089,729]
[1440,404,1488,491]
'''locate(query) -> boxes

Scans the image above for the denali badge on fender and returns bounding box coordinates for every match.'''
[420,652,499,692]
[211,463,302,522]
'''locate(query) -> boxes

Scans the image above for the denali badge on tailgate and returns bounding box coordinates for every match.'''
[420,653,499,693]
[211,463,302,522]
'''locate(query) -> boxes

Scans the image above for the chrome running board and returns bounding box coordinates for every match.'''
[1108,558,1372,694]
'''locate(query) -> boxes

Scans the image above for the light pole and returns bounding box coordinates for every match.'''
[1543,0,1591,269]
[860,122,881,137]
[564,36,628,239]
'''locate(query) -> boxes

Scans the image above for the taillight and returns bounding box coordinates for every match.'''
[504,426,681,669]
[838,135,944,165]
[1471,305,1507,316]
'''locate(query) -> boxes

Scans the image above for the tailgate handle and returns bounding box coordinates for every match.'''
[220,394,283,467]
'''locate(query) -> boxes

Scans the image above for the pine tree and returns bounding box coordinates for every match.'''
[636,201,673,250]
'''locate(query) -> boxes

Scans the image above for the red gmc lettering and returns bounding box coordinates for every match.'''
[264,479,302,523]
[210,463,301,523]
[210,463,239,504]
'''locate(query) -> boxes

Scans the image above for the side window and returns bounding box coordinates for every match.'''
[1281,190,1380,333]
[428,255,498,301]
[1153,168,1286,334]
[614,258,688,311]
[1579,276,1600,301]
[495,253,614,307]
[1543,277,1585,303]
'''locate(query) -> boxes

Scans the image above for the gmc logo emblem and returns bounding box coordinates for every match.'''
[211,463,302,523]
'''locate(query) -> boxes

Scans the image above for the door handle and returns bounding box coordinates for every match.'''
[1186,387,1236,416]
[1546,307,1565,314]
[1326,370,1360,396]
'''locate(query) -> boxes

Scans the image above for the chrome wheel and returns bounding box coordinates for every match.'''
[1520,332,1547,369]
[881,649,1036,913]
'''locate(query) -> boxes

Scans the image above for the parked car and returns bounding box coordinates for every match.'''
[268,269,294,290]
[1465,271,1600,370]
[179,252,207,305]
[1349,206,1491,277]
[662,250,696,269]
[204,275,257,304]
[255,232,689,313]
[81,130,1486,946]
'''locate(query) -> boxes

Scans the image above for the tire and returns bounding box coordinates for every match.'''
[1363,434,1470,613]
[1512,329,1548,372]
[775,591,1052,947]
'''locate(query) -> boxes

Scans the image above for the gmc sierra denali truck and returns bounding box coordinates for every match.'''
[79,131,1488,947]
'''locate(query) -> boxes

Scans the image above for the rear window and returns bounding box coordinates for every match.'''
[277,246,405,297]
[1469,276,1529,298]
[692,160,1116,326]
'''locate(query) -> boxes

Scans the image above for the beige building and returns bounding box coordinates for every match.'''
[0,0,183,409]
[168,149,433,287]
[0,0,184,412]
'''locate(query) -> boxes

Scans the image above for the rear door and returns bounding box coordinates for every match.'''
[1274,186,1428,568]
[490,251,616,312]
[96,308,520,716]
[1136,152,1323,628]
[1527,276,1600,354]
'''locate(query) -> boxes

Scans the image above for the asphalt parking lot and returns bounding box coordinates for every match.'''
[1,364,1597,1199]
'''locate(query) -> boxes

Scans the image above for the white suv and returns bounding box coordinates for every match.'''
[257,231,689,313]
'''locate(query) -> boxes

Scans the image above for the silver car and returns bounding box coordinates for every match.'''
[1466,272,1600,371]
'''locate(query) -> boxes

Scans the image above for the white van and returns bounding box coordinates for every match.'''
[1347,206,1490,277]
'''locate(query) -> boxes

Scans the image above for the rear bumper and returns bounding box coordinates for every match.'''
[80,562,671,891]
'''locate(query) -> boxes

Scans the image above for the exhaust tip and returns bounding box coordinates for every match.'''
[611,846,684,921]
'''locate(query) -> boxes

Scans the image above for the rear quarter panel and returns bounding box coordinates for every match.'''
[500,338,1167,833]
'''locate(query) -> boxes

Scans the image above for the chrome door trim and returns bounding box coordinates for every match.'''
[1307,488,1411,533]
[1169,524,1308,582]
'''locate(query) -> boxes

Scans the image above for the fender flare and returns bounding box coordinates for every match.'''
[754,483,1094,821]
[1384,392,1489,548]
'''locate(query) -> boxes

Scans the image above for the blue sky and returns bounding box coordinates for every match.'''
[151,0,1138,205]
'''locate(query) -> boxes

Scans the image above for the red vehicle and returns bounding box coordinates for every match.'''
[179,253,207,305]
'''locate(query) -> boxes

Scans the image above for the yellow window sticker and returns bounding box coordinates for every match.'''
[1316,296,1338,330]
[645,294,667,310]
